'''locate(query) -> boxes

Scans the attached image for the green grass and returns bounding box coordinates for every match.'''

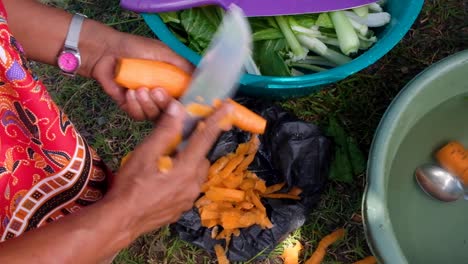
[35,0,467,263]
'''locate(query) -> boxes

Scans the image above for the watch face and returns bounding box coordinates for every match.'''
[58,52,79,73]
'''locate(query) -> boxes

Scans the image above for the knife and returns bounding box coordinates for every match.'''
[177,4,252,146]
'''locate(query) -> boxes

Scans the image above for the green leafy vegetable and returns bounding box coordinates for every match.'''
[254,39,290,76]
[159,2,391,76]
[316,13,334,29]
[326,117,366,183]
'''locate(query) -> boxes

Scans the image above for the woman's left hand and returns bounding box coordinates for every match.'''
[90,32,194,121]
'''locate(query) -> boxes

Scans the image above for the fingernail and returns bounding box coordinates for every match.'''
[167,100,183,117]
[137,88,150,102]
[151,88,166,103]
[127,90,136,100]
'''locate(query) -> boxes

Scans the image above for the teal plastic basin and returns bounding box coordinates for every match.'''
[363,50,468,263]
[142,0,424,98]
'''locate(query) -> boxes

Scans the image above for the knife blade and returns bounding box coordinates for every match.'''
[178,4,252,142]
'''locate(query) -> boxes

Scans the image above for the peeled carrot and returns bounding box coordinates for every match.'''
[435,141,468,185]
[353,256,377,264]
[282,242,303,264]
[114,58,191,97]
[305,228,345,264]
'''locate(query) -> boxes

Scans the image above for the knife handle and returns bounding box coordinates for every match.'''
[114,58,191,98]
[120,0,224,13]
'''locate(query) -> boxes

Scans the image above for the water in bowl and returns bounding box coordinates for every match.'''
[387,93,468,263]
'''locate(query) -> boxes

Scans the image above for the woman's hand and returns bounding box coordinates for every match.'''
[105,100,232,236]
[90,32,194,121]
[3,0,193,121]
[0,102,232,264]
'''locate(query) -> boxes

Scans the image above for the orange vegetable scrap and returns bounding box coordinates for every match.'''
[114,58,191,97]
[226,99,267,135]
[157,156,173,173]
[213,99,267,135]
[305,228,346,264]
[282,241,303,264]
[186,102,215,117]
[353,256,377,264]
[435,141,468,185]
[195,134,303,264]
[120,151,133,167]
[214,244,230,264]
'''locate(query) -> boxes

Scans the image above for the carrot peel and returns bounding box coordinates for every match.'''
[305,228,346,264]
[353,256,377,264]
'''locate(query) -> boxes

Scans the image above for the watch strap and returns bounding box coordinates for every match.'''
[64,14,86,50]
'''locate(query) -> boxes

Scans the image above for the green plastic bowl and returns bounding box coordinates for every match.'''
[364,50,468,263]
[142,0,424,98]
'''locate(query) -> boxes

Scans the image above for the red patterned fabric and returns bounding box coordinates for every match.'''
[0,0,111,241]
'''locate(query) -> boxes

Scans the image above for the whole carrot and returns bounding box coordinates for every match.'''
[114,58,191,97]
[435,141,468,185]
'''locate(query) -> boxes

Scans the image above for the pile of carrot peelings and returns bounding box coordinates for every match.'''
[196,135,302,263]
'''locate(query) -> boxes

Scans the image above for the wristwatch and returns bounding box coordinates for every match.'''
[57,13,87,76]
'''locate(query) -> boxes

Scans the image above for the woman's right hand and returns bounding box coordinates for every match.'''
[104,99,232,238]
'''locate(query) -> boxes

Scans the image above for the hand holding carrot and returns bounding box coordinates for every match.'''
[90,32,193,121]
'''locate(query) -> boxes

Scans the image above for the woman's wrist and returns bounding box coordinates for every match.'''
[77,18,121,78]
[96,193,140,249]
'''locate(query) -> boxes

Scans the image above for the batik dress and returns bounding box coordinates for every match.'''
[0,0,111,241]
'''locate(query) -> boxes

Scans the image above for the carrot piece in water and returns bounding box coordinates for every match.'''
[305,228,346,264]
[353,256,377,264]
[114,58,191,97]
[282,242,303,264]
[435,141,468,185]
[214,244,230,264]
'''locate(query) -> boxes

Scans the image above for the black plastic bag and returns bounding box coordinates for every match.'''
[172,98,332,262]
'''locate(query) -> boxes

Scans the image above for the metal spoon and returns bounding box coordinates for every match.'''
[415,164,468,202]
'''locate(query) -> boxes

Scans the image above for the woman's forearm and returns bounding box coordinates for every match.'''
[2,0,119,77]
[0,198,135,263]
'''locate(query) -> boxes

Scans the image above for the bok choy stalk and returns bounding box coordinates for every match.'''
[275,16,308,61]
[353,6,369,17]
[329,11,360,56]
[289,17,352,65]
[344,11,391,27]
